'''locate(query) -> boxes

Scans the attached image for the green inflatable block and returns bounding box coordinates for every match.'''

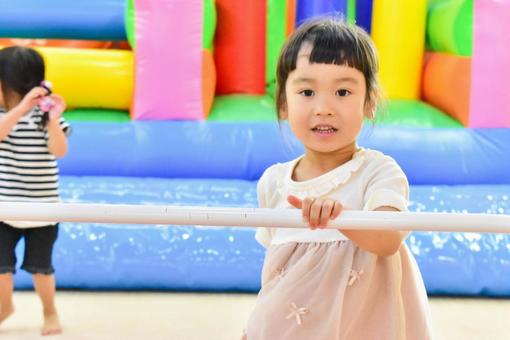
[347,0,356,24]
[125,0,135,48]
[375,100,463,128]
[208,95,278,121]
[64,109,131,123]
[266,0,287,92]
[204,0,216,51]
[266,81,276,100]
[427,0,473,56]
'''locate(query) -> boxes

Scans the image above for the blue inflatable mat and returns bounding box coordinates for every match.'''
[0,0,125,40]
[12,177,510,296]
[60,122,510,185]
[410,185,510,296]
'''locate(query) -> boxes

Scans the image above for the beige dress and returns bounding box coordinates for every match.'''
[243,149,433,340]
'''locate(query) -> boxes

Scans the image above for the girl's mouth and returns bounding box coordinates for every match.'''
[311,125,338,134]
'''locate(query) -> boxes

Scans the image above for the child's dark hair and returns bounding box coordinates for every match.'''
[275,18,380,118]
[0,46,45,99]
[0,46,48,128]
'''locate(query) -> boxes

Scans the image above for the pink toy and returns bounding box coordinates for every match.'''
[39,96,55,112]
[39,80,55,112]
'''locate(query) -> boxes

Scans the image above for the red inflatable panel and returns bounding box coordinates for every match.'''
[214,0,266,94]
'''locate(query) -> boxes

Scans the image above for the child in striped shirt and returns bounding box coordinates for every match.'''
[0,46,70,336]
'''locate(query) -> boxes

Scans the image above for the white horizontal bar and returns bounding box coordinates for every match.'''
[1,202,509,233]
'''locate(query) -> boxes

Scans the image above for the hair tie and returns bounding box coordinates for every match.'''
[40,80,53,95]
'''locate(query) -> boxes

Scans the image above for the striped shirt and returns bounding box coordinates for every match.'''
[0,107,70,227]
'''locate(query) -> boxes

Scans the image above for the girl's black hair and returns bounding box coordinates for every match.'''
[0,46,48,129]
[275,18,381,118]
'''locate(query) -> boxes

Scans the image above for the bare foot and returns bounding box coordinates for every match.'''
[41,313,62,336]
[0,304,15,326]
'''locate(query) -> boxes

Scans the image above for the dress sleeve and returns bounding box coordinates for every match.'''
[254,168,273,248]
[363,156,409,212]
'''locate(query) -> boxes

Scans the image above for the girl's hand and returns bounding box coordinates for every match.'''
[44,94,66,121]
[16,86,49,114]
[287,195,343,230]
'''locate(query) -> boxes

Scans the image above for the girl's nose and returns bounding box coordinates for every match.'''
[314,97,335,116]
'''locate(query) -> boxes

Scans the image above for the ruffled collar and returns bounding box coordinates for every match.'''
[280,148,367,198]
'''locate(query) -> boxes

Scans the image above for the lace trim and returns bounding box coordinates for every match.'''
[278,149,367,198]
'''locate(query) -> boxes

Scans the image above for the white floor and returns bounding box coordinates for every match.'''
[0,292,509,340]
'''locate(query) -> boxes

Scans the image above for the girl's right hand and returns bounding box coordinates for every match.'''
[287,195,343,230]
[15,86,49,114]
[45,94,66,121]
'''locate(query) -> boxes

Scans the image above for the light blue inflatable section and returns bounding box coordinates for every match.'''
[0,0,126,40]
[60,122,510,185]
[409,185,510,296]
[13,177,510,296]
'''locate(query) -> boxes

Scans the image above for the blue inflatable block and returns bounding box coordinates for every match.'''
[12,177,510,296]
[409,185,510,296]
[60,122,510,185]
[356,0,373,33]
[296,0,348,25]
[14,177,264,291]
[0,0,126,40]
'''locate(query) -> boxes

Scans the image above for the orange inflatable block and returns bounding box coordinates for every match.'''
[202,49,216,116]
[286,0,296,37]
[0,38,123,49]
[422,52,471,126]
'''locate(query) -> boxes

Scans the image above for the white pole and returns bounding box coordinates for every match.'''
[1,202,509,233]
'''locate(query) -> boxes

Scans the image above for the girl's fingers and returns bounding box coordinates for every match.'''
[29,87,48,99]
[302,197,315,224]
[319,199,335,228]
[287,195,303,209]
[289,196,343,229]
[46,94,66,120]
[331,201,343,219]
[309,199,323,229]
[49,94,64,103]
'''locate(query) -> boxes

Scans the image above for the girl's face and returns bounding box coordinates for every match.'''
[282,43,372,157]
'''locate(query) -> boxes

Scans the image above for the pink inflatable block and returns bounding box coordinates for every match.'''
[133,0,203,120]
[469,0,510,128]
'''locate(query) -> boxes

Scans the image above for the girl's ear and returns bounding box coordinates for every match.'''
[364,92,377,120]
[365,106,376,120]
[279,104,289,120]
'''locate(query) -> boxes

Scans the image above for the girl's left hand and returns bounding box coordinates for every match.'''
[287,195,343,230]
[42,94,66,121]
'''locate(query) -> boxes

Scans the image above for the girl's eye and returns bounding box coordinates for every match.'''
[336,89,350,97]
[299,89,314,97]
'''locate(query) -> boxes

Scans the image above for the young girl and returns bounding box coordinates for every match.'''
[244,19,433,339]
[0,46,70,335]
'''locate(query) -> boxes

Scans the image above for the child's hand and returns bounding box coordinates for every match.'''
[16,86,49,114]
[287,195,343,230]
[43,94,66,121]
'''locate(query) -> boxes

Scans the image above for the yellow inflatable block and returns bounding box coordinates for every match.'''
[371,0,427,99]
[38,47,133,109]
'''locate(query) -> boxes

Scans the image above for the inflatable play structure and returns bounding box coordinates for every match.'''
[0,0,509,296]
